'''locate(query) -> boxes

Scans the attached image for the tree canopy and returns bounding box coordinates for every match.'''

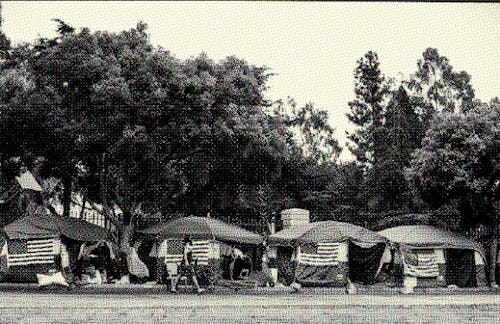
[407,104,499,228]
[0,21,340,242]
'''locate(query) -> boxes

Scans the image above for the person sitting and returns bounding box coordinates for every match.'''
[75,242,99,280]
[171,235,205,294]
[229,246,253,281]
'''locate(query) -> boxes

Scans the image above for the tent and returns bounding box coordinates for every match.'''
[378,225,487,288]
[268,221,388,287]
[3,213,110,241]
[0,212,112,283]
[141,216,263,286]
[142,216,263,244]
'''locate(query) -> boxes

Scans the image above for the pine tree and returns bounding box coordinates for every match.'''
[375,86,426,211]
[346,51,388,166]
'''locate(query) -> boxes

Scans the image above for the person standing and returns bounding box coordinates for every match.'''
[171,236,205,294]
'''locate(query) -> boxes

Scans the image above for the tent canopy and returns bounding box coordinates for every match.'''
[269,221,387,246]
[378,225,485,255]
[141,216,263,245]
[2,215,55,239]
[3,212,110,241]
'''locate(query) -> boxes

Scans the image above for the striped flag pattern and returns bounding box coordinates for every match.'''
[191,240,210,265]
[164,240,210,265]
[298,242,339,266]
[403,250,439,278]
[7,239,56,267]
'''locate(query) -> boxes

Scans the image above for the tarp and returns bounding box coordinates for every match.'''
[377,225,485,259]
[268,223,318,246]
[348,241,386,285]
[15,171,43,192]
[141,216,263,245]
[3,215,56,240]
[294,264,347,286]
[269,221,387,246]
[446,249,476,288]
[3,213,110,241]
[269,221,387,287]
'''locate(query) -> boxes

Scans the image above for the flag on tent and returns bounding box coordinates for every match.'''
[162,240,210,266]
[162,240,183,264]
[298,242,339,266]
[403,249,439,278]
[191,240,210,265]
[7,239,55,267]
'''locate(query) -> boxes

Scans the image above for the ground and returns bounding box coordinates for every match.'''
[0,285,499,323]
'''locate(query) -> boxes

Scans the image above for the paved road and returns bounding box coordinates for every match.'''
[1,292,499,323]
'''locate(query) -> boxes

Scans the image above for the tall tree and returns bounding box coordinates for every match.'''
[346,51,388,166]
[371,86,427,211]
[407,48,475,114]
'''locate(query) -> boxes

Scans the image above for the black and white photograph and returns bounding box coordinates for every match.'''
[0,1,498,323]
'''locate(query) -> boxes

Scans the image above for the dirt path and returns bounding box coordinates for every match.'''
[1,292,499,323]
[1,292,500,307]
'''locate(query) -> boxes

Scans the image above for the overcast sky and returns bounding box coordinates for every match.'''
[2,2,499,160]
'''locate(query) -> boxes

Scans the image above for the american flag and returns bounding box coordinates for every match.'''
[403,250,439,278]
[298,242,339,266]
[7,239,56,267]
[163,240,210,265]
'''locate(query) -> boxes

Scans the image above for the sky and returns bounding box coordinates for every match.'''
[2,2,499,160]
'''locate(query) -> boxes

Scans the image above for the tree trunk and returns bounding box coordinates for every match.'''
[62,175,72,217]
[119,209,134,254]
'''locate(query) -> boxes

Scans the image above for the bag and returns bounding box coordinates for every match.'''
[37,271,69,287]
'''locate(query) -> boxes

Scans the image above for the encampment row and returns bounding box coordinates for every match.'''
[1,207,494,293]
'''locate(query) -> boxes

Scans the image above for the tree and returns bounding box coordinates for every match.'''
[161,53,291,223]
[346,51,388,166]
[407,105,499,285]
[275,97,340,163]
[267,97,343,222]
[369,86,427,211]
[0,21,176,251]
[407,48,475,114]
